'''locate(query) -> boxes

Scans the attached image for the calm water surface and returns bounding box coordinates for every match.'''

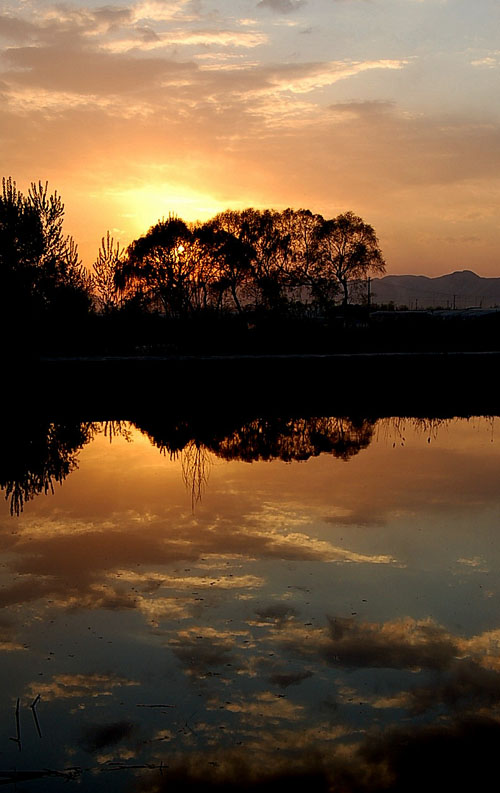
[1,416,499,791]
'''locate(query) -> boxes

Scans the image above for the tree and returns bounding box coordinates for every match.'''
[115,216,195,316]
[195,221,253,314]
[314,211,385,308]
[92,231,124,312]
[0,177,92,351]
[0,177,44,314]
[27,181,91,307]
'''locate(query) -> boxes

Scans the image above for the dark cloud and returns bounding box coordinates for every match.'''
[257,0,307,13]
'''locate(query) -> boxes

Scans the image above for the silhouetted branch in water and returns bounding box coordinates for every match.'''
[105,762,166,772]
[30,694,42,738]
[0,768,81,785]
[9,698,21,752]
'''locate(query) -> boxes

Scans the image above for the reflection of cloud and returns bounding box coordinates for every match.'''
[131,714,500,792]
[268,669,312,688]
[80,720,137,754]
[136,595,194,625]
[0,614,26,652]
[0,495,396,622]
[25,673,139,702]
[171,632,236,676]
[223,691,303,723]
[275,616,459,671]
[115,570,265,590]
[253,603,298,626]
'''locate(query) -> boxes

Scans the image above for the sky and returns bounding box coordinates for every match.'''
[1,0,500,275]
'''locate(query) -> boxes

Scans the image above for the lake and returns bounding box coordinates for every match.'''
[1,414,499,791]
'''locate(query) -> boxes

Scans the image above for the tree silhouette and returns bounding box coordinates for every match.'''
[0,177,92,350]
[115,216,195,316]
[0,178,44,318]
[314,211,385,308]
[195,222,254,314]
[92,231,124,312]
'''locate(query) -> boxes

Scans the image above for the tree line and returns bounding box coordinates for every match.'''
[1,177,385,327]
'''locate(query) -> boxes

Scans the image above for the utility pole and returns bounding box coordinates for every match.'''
[367,277,371,310]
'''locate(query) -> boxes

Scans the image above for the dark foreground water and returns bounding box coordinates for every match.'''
[1,416,500,791]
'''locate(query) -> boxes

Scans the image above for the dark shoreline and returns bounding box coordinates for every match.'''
[16,350,500,418]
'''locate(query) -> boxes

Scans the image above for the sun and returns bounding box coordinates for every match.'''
[111,183,236,237]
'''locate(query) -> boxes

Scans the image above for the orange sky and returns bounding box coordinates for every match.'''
[2,0,500,275]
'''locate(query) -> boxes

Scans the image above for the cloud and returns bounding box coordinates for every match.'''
[0,14,39,43]
[104,28,267,53]
[248,59,408,96]
[257,0,307,13]
[2,46,196,95]
[132,0,194,23]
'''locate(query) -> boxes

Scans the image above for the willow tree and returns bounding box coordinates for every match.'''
[314,211,385,308]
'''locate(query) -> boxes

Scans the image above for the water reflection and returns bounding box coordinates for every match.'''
[0,416,499,791]
[1,414,460,514]
[1,421,130,516]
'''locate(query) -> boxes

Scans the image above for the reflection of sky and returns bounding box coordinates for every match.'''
[1,418,500,790]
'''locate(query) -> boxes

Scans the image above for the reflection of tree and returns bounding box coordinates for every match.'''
[1,421,94,516]
[2,415,479,515]
[378,416,485,446]
[181,441,211,510]
[137,415,376,473]
[1,420,131,515]
[211,417,376,463]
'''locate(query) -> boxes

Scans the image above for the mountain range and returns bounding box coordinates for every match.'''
[371,270,500,309]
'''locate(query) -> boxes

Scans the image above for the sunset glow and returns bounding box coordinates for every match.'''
[2,0,499,274]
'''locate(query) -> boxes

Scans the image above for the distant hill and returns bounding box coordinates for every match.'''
[371,270,500,309]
